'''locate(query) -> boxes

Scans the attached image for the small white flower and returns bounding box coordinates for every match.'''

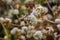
[21,26,28,34]
[5,18,12,23]
[4,36,8,40]
[57,24,60,30]
[28,14,38,25]
[27,26,35,38]
[17,29,21,32]
[55,19,60,23]
[43,7,48,13]
[27,33,32,38]
[27,29,35,38]
[13,9,19,15]
[36,6,48,14]
[21,30,25,34]
[22,26,28,31]
[20,21,25,26]
[30,5,48,20]
[47,14,53,20]
[33,31,43,40]
[10,27,19,34]
[28,25,34,30]
[21,35,26,40]
[11,29,16,34]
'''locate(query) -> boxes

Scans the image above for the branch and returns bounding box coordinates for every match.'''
[45,0,53,12]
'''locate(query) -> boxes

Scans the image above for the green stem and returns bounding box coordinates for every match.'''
[0,22,10,40]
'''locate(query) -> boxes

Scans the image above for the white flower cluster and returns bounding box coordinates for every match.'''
[28,14,38,25]
[11,27,21,35]
[10,25,44,40]
[33,31,43,40]
[0,17,12,23]
[1,1,60,40]
[5,18,12,23]
[31,5,48,15]
[27,5,48,25]
[36,5,48,14]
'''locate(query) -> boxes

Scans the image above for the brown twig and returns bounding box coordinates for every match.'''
[45,0,53,12]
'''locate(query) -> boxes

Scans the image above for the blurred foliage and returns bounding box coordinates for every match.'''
[20,0,46,5]
[20,0,25,5]
[34,0,46,4]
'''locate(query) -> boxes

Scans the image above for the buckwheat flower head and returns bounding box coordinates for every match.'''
[32,5,43,16]
[28,14,38,25]
[22,26,28,31]
[57,24,60,30]
[28,25,34,30]
[47,14,53,20]
[31,5,48,17]
[36,6,48,14]
[27,29,35,38]
[13,9,19,15]
[43,7,48,13]
[21,35,26,40]
[33,31,43,40]
[20,21,25,26]
[5,18,12,23]
[21,30,25,34]
[10,27,19,34]
[17,29,21,32]
[21,26,28,34]
[55,18,60,23]
[27,32,33,38]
